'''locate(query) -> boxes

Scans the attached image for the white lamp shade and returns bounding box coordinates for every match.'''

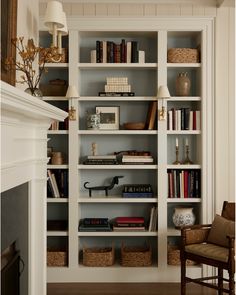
[157,85,171,99]
[44,1,64,29]
[66,85,79,98]
[49,12,68,35]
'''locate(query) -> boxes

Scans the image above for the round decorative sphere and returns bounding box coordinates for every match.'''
[172,207,195,227]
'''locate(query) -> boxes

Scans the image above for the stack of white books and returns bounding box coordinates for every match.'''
[122,155,154,164]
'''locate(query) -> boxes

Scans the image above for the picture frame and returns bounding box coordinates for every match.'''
[95,106,120,130]
[1,0,17,86]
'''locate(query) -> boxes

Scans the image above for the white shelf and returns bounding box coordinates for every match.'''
[167,228,181,236]
[167,164,201,169]
[47,231,68,237]
[47,198,69,203]
[167,63,201,68]
[78,130,157,135]
[47,164,69,169]
[48,130,69,135]
[78,164,157,169]
[78,63,157,69]
[167,130,201,135]
[79,96,157,101]
[78,196,158,203]
[78,231,157,237]
[45,63,69,68]
[43,96,68,101]
[167,97,201,101]
[167,198,201,203]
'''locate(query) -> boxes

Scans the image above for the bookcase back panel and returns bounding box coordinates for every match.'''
[47,203,68,220]
[48,135,69,163]
[167,31,201,49]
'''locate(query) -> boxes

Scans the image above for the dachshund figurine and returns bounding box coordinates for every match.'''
[84,176,124,197]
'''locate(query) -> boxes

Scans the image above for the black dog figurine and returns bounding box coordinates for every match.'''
[84,176,124,197]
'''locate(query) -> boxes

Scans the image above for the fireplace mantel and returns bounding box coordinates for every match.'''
[1,81,67,295]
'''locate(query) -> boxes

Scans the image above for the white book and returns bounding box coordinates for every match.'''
[102,41,107,63]
[126,41,132,63]
[106,77,128,84]
[122,158,153,163]
[47,170,59,198]
[196,110,201,130]
[51,173,60,198]
[138,50,145,63]
[90,50,96,63]
[168,110,173,130]
[189,111,193,130]
[148,206,155,231]
[177,110,181,130]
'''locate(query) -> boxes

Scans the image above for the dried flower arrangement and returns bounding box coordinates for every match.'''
[5,37,61,96]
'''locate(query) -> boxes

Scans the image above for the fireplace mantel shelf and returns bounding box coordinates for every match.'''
[1,81,67,295]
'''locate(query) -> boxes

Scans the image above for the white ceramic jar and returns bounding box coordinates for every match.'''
[172,207,195,227]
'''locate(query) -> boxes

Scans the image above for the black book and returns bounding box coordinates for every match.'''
[131,41,139,63]
[99,92,135,97]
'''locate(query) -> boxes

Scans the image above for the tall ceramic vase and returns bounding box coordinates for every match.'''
[175,72,191,96]
[172,207,195,227]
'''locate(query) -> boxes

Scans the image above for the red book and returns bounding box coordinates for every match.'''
[115,217,144,224]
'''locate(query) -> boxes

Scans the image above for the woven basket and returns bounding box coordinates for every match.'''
[83,246,115,267]
[167,245,195,266]
[47,249,67,266]
[121,243,152,267]
[167,48,199,63]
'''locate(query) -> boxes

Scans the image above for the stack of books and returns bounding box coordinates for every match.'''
[78,218,112,232]
[122,155,154,164]
[113,217,145,231]
[122,184,153,198]
[99,77,134,97]
[83,155,118,165]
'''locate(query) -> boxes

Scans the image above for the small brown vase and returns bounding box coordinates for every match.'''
[175,72,191,96]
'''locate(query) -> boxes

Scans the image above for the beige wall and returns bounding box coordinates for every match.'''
[38,1,235,214]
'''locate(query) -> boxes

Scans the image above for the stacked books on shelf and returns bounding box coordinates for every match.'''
[99,77,135,97]
[83,155,118,165]
[122,184,153,198]
[148,206,158,232]
[78,218,112,232]
[167,169,201,198]
[91,39,144,64]
[167,108,201,130]
[47,169,68,198]
[113,217,146,231]
[122,155,154,164]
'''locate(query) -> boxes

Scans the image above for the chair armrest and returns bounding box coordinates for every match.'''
[227,235,235,248]
[181,225,212,245]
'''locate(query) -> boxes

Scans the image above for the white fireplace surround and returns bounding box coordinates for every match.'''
[1,81,67,295]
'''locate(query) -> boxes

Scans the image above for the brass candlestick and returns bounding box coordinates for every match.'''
[183,145,193,164]
[173,146,181,165]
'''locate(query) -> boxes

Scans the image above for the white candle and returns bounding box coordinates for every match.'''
[176,138,179,147]
[186,138,189,146]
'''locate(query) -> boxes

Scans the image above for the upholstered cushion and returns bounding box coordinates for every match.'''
[207,215,235,247]
[185,243,229,262]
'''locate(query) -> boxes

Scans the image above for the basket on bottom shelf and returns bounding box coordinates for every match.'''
[120,243,152,267]
[83,245,115,267]
[167,245,195,266]
[47,249,67,267]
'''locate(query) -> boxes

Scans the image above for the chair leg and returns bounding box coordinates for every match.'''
[229,270,235,295]
[218,268,223,295]
[181,255,186,295]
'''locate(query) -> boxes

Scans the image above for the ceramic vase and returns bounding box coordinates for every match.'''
[25,87,43,98]
[172,207,195,227]
[175,72,191,96]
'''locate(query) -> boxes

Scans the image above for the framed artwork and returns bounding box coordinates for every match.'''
[96,106,120,130]
[1,0,17,86]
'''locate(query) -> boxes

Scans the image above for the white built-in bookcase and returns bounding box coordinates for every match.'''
[40,17,214,282]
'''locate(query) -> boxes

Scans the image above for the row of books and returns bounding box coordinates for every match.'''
[167,108,201,131]
[47,169,68,198]
[49,119,68,131]
[83,155,154,165]
[167,169,201,199]
[122,184,153,198]
[79,218,112,232]
[103,76,132,93]
[91,40,143,63]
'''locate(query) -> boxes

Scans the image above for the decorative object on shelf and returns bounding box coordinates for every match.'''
[40,79,68,96]
[83,245,115,266]
[175,72,191,96]
[120,243,152,267]
[4,37,59,96]
[44,0,68,57]
[47,249,67,266]
[123,122,145,130]
[157,85,171,121]
[167,48,199,63]
[173,137,181,165]
[95,106,120,130]
[66,85,79,121]
[51,151,64,165]
[86,112,100,130]
[25,87,43,97]
[172,207,196,227]
[84,176,124,197]
[183,138,193,164]
[91,142,98,156]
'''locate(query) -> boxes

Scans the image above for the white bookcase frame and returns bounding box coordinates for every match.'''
[40,17,214,283]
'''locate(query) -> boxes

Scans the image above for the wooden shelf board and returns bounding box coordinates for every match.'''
[167,164,201,169]
[78,130,157,135]
[48,130,69,135]
[47,164,69,169]
[167,63,201,68]
[78,63,157,69]
[78,164,158,170]
[45,63,69,68]
[167,198,201,203]
[79,96,157,101]
[47,231,68,237]
[78,197,158,203]
[78,231,157,237]
[167,130,201,135]
[47,198,69,203]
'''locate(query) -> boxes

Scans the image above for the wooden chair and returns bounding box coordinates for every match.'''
[180,201,235,295]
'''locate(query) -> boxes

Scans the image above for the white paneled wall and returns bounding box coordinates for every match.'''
[38,1,235,214]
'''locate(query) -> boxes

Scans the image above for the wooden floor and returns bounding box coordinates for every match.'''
[47,283,218,295]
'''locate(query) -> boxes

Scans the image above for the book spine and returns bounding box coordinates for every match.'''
[131,41,139,63]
